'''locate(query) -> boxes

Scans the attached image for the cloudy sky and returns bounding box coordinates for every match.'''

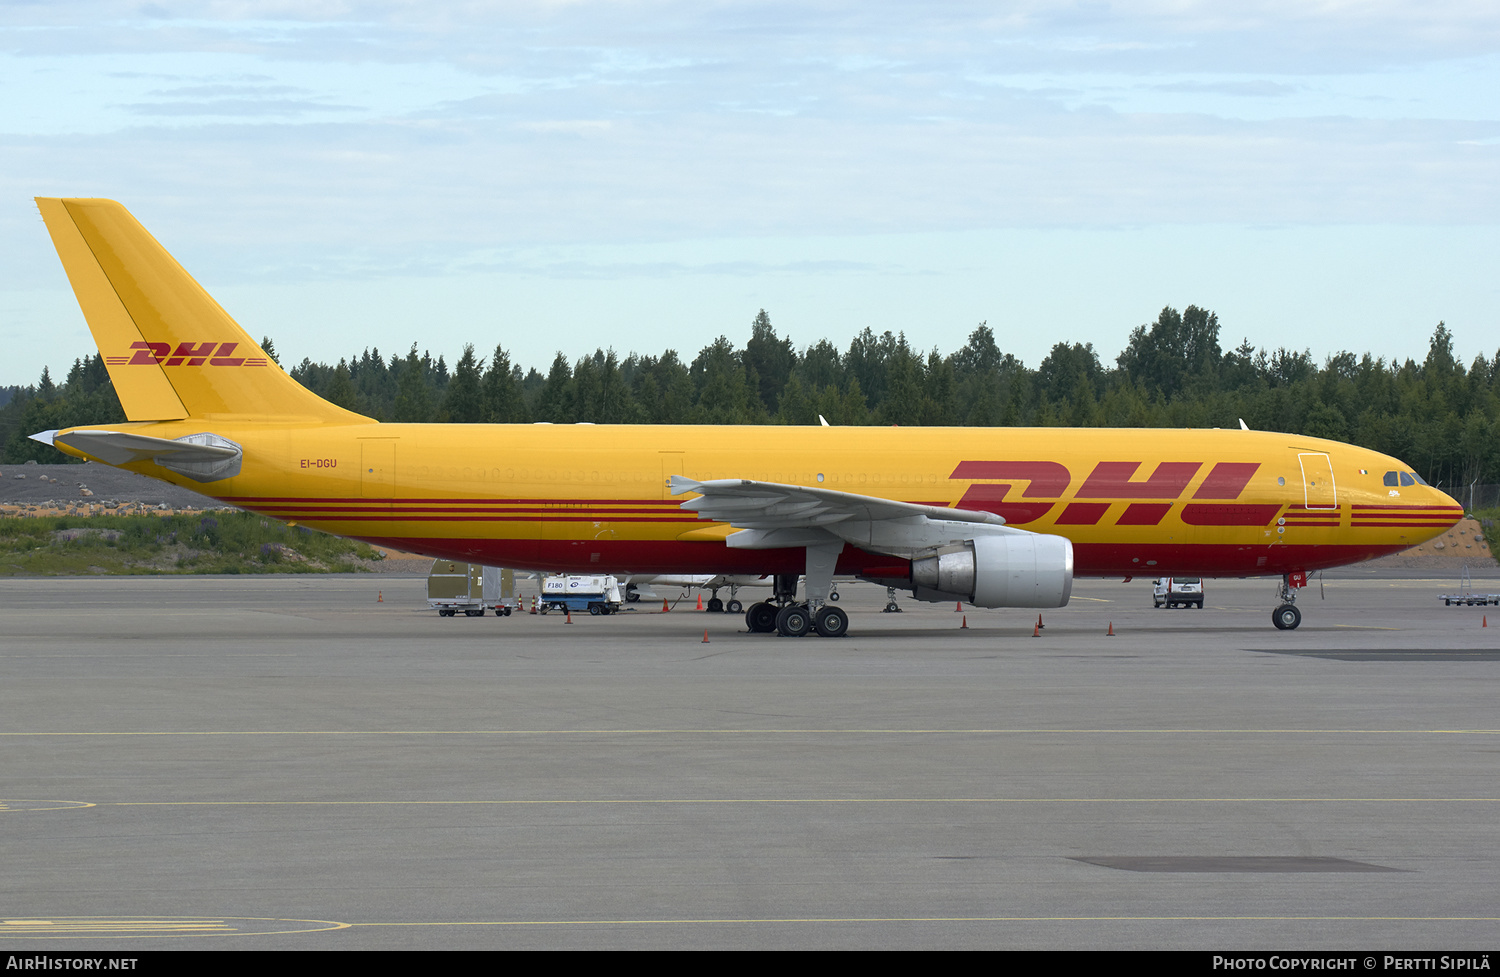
[2,1,1497,384]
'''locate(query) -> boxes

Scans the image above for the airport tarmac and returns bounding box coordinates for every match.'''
[0,574,1496,950]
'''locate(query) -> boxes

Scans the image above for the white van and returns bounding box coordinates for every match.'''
[1153,577,1204,609]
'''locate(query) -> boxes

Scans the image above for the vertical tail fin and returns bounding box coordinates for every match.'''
[36,197,370,424]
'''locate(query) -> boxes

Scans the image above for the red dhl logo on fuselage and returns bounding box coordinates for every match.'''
[104,342,269,368]
[951,460,1282,527]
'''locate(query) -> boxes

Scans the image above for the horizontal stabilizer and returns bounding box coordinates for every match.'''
[46,429,243,483]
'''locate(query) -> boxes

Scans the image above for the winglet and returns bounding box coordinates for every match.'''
[1239,418,1250,431]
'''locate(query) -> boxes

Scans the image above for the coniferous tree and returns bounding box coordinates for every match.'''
[482,344,528,423]
[442,344,484,423]
[393,345,435,422]
[744,309,794,414]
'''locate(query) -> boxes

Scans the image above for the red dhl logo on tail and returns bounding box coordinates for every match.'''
[951,460,1280,527]
[104,342,268,368]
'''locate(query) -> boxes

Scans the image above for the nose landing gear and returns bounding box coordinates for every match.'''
[1272,573,1304,630]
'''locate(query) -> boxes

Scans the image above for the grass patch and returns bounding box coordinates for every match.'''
[0,512,384,575]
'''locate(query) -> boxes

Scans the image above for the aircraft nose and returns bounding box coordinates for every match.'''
[1430,485,1463,521]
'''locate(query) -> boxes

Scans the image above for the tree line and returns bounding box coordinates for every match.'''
[4,307,1498,491]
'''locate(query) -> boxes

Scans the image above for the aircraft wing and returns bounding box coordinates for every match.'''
[670,475,1027,559]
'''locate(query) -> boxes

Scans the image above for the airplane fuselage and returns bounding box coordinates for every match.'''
[88,419,1460,579]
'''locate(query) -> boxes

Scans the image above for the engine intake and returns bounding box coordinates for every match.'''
[911,533,1073,608]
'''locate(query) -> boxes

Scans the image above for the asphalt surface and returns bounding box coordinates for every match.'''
[0,575,1496,950]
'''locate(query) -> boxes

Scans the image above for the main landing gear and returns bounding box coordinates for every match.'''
[744,545,851,638]
[704,584,743,614]
[1272,573,1303,630]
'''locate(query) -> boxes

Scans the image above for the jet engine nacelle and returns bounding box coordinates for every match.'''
[911,533,1073,608]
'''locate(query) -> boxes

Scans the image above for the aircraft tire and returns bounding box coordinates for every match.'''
[775,604,811,637]
[746,602,777,633]
[813,605,849,637]
[726,599,743,614]
[829,590,840,602]
[707,597,724,613]
[1272,604,1302,630]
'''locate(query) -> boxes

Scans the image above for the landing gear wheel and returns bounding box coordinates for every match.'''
[883,601,902,613]
[707,597,724,613]
[726,599,743,614]
[1272,604,1301,630]
[813,605,849,637]
[746,602,777,633]
[775,604,811,637]
[829,589,840,602]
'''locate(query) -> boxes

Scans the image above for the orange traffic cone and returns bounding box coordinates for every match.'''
[1107,621,1115,636]
[955,601,963,612]
[565,610,573,624]
[1032,621,1040,637]
[960,615,968,629]
[662,598,670,612]
[696,593,704,611]
[1036,614,1044,630]
[702,629,710,643]
[1484,616,1488,628]
[377,591,383,603]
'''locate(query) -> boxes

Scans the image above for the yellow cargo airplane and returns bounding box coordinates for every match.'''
[29,198,1463,635]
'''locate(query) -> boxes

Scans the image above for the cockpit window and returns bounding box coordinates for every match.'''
[1399,472,1416,487]
[1411,471,1429,486]
[1383,471,1399,486]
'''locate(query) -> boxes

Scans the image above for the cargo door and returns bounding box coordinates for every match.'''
[360,438,397,504]
[1298,452,1336,510]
